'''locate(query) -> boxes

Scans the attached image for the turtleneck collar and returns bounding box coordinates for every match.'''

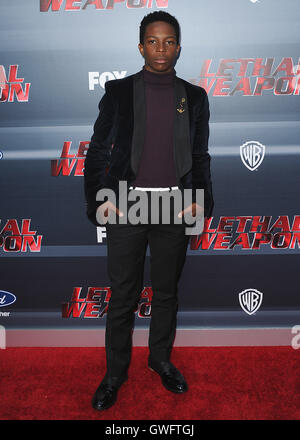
[142,65,176,85]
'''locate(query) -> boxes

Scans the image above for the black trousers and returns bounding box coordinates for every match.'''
[103,190,192,386]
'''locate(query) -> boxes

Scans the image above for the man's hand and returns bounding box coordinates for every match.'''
[96,201,124,224]
[178,203,204,221]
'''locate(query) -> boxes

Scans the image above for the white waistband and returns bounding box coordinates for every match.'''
[129,186,179,191]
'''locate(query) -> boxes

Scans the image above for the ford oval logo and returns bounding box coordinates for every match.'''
[0,291,16,307]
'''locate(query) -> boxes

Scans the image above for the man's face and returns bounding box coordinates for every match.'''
[138,21,180,74]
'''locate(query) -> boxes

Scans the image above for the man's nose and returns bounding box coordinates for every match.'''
[156,42,167,51]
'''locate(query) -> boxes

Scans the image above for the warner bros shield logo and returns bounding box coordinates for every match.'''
[240,141,265,171]
[239,289,263,315]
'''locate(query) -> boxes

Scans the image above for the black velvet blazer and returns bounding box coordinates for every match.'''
[84,68,214,226]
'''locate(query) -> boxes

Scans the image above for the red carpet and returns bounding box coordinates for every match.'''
[0,347,299,420]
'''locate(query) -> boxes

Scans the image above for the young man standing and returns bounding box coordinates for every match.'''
[84,11,213,410]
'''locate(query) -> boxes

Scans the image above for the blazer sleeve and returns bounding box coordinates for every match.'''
[192,89,214,218]
[84,81,116,226]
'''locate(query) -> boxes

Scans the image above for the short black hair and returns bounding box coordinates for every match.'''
[139,11,181,45]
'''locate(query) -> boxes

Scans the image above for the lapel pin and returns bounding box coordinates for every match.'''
[177,98,186,114]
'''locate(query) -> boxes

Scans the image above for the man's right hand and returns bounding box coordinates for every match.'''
[96,201,124,225]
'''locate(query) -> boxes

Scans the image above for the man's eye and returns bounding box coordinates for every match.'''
[147,40,175,45]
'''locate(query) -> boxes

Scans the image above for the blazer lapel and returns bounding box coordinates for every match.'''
[131,70,146,177]
[173,77,192,181]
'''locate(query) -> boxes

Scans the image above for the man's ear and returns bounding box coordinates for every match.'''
[138,43,144,58]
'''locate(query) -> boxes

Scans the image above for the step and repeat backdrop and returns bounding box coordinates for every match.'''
[0,0,300,339]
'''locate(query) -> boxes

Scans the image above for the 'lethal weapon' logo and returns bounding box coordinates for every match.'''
[62,286,153,318]
[239,288,263,315]
[190,215,300,250]
[51,141,89,176]
[0,219,42,252]
[191,57,300,96]
[0,65,31,103]
[240,141,265,171]
[40,0,169,12]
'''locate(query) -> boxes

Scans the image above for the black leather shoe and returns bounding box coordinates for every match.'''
[92,381,123,411]
[148,361,188,393]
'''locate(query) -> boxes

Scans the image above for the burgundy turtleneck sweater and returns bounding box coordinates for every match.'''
[132,66,178,188]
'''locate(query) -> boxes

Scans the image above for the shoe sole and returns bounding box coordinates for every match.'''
[148,366,188,394]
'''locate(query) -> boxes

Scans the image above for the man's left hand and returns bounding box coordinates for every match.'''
[178,203,204,220]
